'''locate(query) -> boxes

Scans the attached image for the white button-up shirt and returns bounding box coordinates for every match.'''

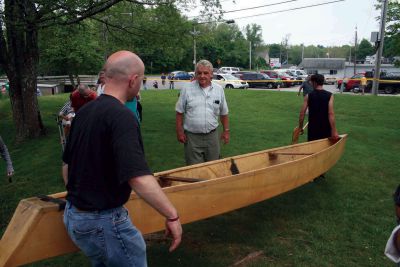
[176,81,229,134]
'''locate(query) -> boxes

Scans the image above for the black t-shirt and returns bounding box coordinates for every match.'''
[307,89,332,141]
[63,94,152,211]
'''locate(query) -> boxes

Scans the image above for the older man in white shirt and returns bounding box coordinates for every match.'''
[175,59,230,165]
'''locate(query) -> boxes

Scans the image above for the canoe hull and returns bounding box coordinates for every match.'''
[0,135,347,266]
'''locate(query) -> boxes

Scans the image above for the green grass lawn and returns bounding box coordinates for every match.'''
[0,90,399,266]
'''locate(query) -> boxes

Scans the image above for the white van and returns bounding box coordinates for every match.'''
[290,69,308,79]
[219,67,241,74]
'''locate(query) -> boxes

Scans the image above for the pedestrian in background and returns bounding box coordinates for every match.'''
[298,75,313,97]
[143,76,148,90]
[161,73,166,87]
[70,84,97,113]
[360,75,367,95]
[169,73,174,89]
[340,77,347,94]
[96,70,106,96]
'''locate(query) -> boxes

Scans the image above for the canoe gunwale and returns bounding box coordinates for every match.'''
[0,135,347,267]
[128,134,347,196]
[49,135,347,200]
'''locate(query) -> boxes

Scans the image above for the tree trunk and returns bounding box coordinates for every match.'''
[3,0,45,142]
[68,74,76,88]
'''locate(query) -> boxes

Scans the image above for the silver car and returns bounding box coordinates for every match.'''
[213,74,249,89]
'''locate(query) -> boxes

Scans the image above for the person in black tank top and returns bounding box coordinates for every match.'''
[298,74,339,141]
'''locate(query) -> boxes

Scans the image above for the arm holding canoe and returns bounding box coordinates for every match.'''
[129,175,182,252]
[62,163,68,185]
[298,95,308,134]
[61,162,183,252]
[328,95,339,140]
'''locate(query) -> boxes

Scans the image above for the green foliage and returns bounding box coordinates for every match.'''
[39,21,104,76]
[377,0,400,60]
[267,44,281,59]
[245,23,264,48]
[357,39,374,61]
[384,0,400,36]
[1,90,399,266]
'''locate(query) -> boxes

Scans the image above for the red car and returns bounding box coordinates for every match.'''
[337,73,365,92]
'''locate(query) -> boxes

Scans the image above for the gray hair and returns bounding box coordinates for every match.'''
[196,60,213,72]
[77,84,89,95]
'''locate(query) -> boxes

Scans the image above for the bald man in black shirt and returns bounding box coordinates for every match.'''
[62,51,182,267]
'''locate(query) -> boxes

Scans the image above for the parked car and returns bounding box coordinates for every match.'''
[235,72,279,89]
[260,70,284,87]
[364,71,400,94]
[219,67,241,74]
[285,71,302,85]
[287,69,308,81]
[337,73,365,92]
[212,74,248,89]
[274,70,295,87]
[324,76,336,85]
[168,71,191,80]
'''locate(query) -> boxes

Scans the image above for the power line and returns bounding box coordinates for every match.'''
[188,0,301,18]
[228,0,346,21]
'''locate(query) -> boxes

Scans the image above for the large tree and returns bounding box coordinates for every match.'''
[357,39,374,61]
[0,0,222,141]
[38,21,104,85]
[244,23,263,68]
[377,0,400,64]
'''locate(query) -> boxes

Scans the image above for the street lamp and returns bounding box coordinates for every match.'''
[191,19,235,71]
[190,26,200,71]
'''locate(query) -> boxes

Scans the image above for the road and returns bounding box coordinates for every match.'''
[142,77,398,96]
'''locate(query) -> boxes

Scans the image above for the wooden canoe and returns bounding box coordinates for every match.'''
[0,135,347,267]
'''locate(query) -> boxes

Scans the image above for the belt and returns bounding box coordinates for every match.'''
[187,128,216,135]
[73,205,96,212]
[69,202,99,213]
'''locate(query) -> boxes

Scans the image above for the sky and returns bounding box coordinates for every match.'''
[187,0,382,47]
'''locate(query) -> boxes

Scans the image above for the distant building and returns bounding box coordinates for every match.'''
[299,58,345,77]
[300,57,400,78]
[364,55,389,64]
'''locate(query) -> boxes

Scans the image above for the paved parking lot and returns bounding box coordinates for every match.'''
[142,77,398,96]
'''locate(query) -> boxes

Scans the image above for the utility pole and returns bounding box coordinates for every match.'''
[286,47,289,65]
[353,26,357,75]
[349,46,352,62]
[249,41,252,70]
[191,20,234,72]
[301,44,304,62]
[190,25,200,72]
[372,0,388,96]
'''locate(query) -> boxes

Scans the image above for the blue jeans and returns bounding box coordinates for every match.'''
[63,201,147,267]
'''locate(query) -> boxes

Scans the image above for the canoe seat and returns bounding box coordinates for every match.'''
[269,152,313,160]
[230,158,239,175]
[159,176,206,183]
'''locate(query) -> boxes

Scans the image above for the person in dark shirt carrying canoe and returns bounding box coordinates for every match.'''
[298,74,339,142]
[62,50,182,267]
